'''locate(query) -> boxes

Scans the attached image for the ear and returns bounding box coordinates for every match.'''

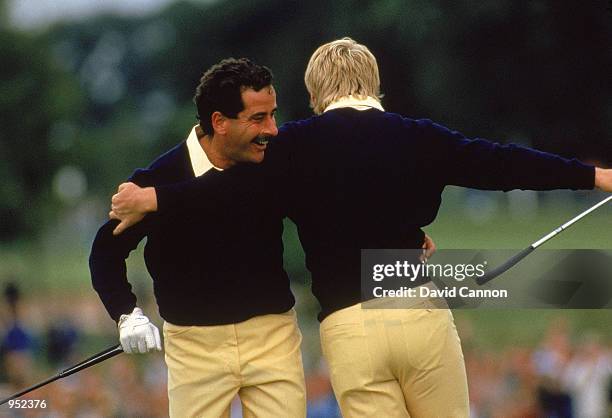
[211,111,227,135]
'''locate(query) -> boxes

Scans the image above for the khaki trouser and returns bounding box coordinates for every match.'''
[320,297,469,418]
[164,309,306,418]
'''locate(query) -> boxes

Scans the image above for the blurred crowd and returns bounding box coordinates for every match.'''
[463,318,612,418]
[1,283,610,418]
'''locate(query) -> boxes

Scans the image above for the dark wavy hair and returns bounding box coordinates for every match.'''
[194,58,273,135]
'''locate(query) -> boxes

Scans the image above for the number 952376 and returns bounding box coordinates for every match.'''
[8,399,47,408]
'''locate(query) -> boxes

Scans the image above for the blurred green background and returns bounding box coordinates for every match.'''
[1,0,609,267]
[1,0,610,357]
[0,0,611,416]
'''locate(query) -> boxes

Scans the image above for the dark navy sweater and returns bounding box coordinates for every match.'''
[89,141,294,325]
[151,109,596,320]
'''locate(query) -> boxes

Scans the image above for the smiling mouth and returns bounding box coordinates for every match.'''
[253,136,269,146]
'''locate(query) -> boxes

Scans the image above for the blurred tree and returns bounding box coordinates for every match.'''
[0,29,84,240]
[444,1,612,162]
[2,0,610,241]
[0,0,6,29]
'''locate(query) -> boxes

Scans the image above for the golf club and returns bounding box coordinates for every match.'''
[476,194,612,285]
[0,344,123,406]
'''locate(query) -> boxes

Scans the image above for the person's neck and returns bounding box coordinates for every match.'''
[195,126,234,170]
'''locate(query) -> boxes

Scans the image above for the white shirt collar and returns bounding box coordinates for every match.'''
[185,126,222,176]
[323,95,385,113]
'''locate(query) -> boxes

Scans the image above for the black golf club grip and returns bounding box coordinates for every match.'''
[60,344,123,377]
[476,246,535,285]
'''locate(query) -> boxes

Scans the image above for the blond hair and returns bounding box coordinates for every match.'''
[304,37,381,114]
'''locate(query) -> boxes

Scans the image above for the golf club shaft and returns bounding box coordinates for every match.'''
[0,345,123,406]
[531,195,612,248]
[476,195,611,285]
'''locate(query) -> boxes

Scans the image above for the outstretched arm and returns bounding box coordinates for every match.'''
[419,119,598,192]
[108,166,248,235]
[110,163,275,234]
[109,133,294,234]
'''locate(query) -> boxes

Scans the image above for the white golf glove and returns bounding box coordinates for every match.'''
[118,307,162,354]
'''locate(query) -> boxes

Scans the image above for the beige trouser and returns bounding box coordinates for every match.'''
[163,309,306,418]
[320,300,469,418]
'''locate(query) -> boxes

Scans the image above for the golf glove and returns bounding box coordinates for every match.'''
[118,307,162,354]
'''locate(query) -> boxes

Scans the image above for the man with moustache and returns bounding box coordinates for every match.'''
[89,58,306,418]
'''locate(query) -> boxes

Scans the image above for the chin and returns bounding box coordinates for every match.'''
[250,152,266,164]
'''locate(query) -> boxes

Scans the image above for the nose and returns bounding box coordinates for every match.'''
[262,116,278,137]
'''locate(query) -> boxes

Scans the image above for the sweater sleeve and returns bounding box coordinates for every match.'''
[88,169,152,322]
[419,120,595,191]
[156,130,294,216]
[155,167,229,216]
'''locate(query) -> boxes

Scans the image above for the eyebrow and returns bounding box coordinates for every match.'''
[248,107,277,120]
